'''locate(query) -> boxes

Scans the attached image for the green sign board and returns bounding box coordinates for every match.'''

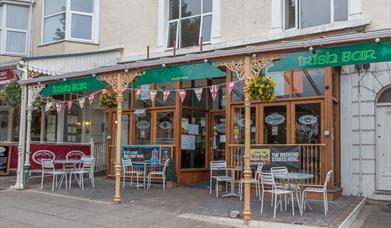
[40,77,106,96]
[268,42,391,72]
[134,63,225,86]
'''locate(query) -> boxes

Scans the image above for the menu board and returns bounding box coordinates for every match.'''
[121,145,160,163]
[0,145,10,175]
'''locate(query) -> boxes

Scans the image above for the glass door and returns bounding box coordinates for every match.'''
[211,113,226,161]
[155,111,174,145]
[263,105,288,144]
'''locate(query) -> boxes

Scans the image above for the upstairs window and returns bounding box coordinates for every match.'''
[42,0,99,44]
[167,0,212,49]
[283,0,348,30]
[0,4,30,55]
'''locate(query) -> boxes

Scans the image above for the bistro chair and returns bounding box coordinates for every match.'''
[69,156,95,190]
[122,157,145,189]
[239,163,263,200]
[147,159,170,191]
[209,160,232,197]
[302,170,333,216]
[40,159,67,191]
[271,166,300,209]
[260,172,295,219]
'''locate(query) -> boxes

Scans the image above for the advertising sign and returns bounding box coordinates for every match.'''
[121,145,160,163]
[250,146,301,170]
[0,145,10,175]
[0,69,15,85]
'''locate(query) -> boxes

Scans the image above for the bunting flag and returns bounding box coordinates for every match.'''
[210,85,219,101]
[55,103,62,113]
[101,89,108,94]
[67,101,73,110]
[88,94,94,105]
[193,88,203,102]
[78,97,85,109]
[163,90,170,103]
[45,102,52,112]
[179,89,187,103]
[150,90,157,104]
[135,89,142,101]
[227,82,235,95]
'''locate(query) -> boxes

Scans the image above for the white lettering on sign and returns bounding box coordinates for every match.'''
[265,113,285,125]
[298,115,317,125]
[271,152,300,162]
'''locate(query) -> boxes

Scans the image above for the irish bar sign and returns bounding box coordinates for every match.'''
[40,77,106,96]
[269,41,391,72]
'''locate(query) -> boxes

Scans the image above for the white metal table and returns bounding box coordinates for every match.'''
[222,166,242,198]
[53,159,81,189]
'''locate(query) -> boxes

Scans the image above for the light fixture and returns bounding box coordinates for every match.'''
[252,53,257,58]
[309,46,314,52]
[124,68,129,73]
[375,38,381,43]
[162,64,166,67]
[63,78,67,81]
[204,59,208,63]
[92,73,97,77]
[114,120,118,124]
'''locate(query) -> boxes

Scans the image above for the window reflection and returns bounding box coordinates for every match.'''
[134,111,151,145]
[264,106,287,144]
[233,107,256,144]
[156,112,174,145]
[296,104,321,144]
[292,69,325,97]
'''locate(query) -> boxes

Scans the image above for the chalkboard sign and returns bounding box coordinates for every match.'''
[121,145,160,163]
[0,145,10,175]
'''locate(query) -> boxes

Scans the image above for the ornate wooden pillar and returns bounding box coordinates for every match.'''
[217,55,278,225]
[99,71,142,203]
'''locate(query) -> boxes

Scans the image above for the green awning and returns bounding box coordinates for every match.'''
[133,63,225,86]
[40,77,106,96]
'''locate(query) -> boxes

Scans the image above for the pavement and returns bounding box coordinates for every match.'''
[0,175,378,228]
[349,200,391,228]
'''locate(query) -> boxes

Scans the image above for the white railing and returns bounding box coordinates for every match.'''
[91,143,107,173]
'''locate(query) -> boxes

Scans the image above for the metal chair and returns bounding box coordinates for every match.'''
[209,160,232,197]
[147,159,170,191]
[302,170,333,216]
[260,172,295,219]
[122,157,145,189]
[40,159,67,191]
[69,156,95,190]
[239,163,263,200]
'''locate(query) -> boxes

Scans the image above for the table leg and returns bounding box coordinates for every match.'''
[222,169,240,198]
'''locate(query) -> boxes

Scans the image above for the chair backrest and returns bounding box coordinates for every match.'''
[162,159,170,174]
[81,156,95,171]
[270,166,288,176]
[323,170,333,189]
[260,172,277,191]
[41,159,54,171]
[255,163,264,179]
[210,160,227,177]
[122,157,133,168]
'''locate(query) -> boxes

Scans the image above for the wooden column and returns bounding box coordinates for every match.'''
[99,71,142,203]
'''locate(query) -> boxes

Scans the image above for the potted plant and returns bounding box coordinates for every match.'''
[245,76,276,102]
[166,159,177,188]
[99,91,117,109]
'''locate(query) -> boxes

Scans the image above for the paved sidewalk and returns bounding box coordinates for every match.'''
[349,200,391,228]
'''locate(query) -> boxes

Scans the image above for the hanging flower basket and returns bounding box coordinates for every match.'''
[245,76,277,102]
[99,91,117,109]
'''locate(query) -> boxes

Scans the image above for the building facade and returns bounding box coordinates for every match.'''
[1,0,391,200]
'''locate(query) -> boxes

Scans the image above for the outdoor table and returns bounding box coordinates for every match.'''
[53,159,81,189]
[222,166,242,198]
[273,172,314,215]
[132,160,160,189]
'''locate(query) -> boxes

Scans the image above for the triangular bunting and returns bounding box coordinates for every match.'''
[135,89,142,101]
[163,90,170,103]
[193,88,203,102]
[55,103,62,113]
[67,101,73,110]
[179,90,187,103]
[227,82,235,95]
[210,85,219,101]
[150,90,157,104]
[78,97,85,109]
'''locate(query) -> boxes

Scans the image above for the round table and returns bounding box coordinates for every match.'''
[222,166,242,198]
[53,159,81,189]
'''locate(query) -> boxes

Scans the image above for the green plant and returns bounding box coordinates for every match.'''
[99,92,117,108]
[245,76,276,102]
[0,81,21,107]
[32,96,52,111]
[166,159,176,182]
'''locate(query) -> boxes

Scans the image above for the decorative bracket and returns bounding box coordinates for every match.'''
[28,85,45,103]
[99,71,143,94]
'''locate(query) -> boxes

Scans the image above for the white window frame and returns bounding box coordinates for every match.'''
[41,0,100,45]
[166,0,213,49]
[0,3,30,56]
[282,0,347,31]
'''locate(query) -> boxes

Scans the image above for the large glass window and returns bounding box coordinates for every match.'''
[134,111,151,145]
[284,0,348,30]
[182,80,207,108]
[45,110,57,142]
[211,78,226,110]
[231,73,245,102]
[134,85,152,108]
[233,107,256,144]
[167,0,212,48]
[264,106,287,144]
[43,0,98,44]
[296,104,321,144]
[64,105,82,142]
[156,112,174,145]
[0,4,30,55]
[155,83,176,107]
[292,69,325,97]
[0,111,9,141]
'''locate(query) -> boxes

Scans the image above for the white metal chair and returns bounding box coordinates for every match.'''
[122,157,145,189]
[147,159,170,191]
[210,160,232,197]
[40,159,67,191]
[239,163,263,200]
[260,172,295,219]
[69,156,95,190]
[301,170,333,216]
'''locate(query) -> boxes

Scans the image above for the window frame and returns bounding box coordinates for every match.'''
[166,0,213,49]
[0,3,30,56]
[41,0,99,45]
[282,0,347,31]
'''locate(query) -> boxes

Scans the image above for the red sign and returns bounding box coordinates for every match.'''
[9,144,91,170]
[0,69,15,85]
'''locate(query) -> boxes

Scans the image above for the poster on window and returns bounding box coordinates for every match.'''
[181,134,196,150]
[250,146,301,170]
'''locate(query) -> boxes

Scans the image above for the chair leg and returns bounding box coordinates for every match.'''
[209,178,212,195]
[271,194,274,207]
[52,174,55,191]
[216,180,219,197]
[136,175,139,190]
[260,191,264,214]
[130,174,133,188]
[81,174,84,190]
[41,172,44,190]
[273,194,278,219]
[163,176,166,191]
[122,171,125,188]
[291,193,295,216]
[323,192,327,216]
[70,173,73,189]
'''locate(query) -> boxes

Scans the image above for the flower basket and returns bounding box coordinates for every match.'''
[99,91,117,109]
[245,76,276,102]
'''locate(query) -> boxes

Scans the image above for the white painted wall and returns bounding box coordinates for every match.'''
[340,61,391,199]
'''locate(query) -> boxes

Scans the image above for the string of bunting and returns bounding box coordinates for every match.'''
[42,79,245,113]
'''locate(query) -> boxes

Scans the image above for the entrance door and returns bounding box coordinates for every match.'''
[376,105,391,191]
[211,113,226,161]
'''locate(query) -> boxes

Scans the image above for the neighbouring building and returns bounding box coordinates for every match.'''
[1,0,391,200]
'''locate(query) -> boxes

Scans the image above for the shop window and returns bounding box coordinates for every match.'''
[264,106,287,144]
[45,110,57,142]
[134,85,152,108]
[295,103,321,144]
[42,0,99,44]
[12,107,20,142]
[167,0,212,48]
[268,71,291,98]
[283,0,348,30]
[64,105,82,142]
[31,111,42,142]
[182,80,207,108]
[181,110,207,168]
[123,89,130,109]
[211,78,226,110]
[156,112,174,145]
[0,111,8,141]
[0,4,30,55]
[233,107,256,144]
[292,69,325,97]
[231,73,245,102]
[134,111,151,145]
[378,88,391,103]
[155,83,176,107]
